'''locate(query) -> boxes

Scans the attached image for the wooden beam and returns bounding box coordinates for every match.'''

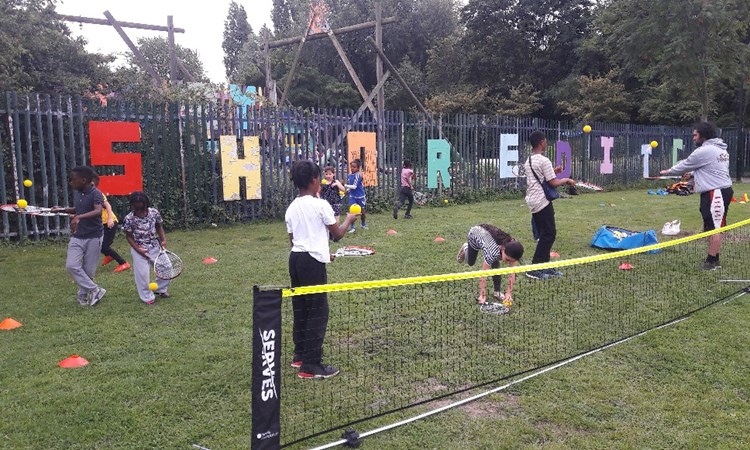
[269,17,396,49]
[326,30,376,114]
[103,11,163,89]
[279,18,314,108]
[366,36,431,119]
[333,71,391,151]
[58,14,185,33]
[176,59,195,83]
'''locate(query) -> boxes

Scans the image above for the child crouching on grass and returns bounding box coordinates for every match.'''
[121,192,170,305]
[286,160,360,379]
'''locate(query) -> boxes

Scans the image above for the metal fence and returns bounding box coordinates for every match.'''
[2,90,748,240]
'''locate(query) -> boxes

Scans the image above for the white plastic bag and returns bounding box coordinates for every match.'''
[661,219,680,236]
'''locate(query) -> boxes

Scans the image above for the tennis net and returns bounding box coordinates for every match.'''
[252,218,750,448]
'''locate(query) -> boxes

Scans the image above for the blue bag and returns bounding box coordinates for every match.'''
[590,226,661,254]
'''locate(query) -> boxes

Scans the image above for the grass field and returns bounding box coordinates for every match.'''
[2,185,750,449]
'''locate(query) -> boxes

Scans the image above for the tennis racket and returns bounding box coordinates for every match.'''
[0,204,70,216]
[413,191,427,206]
[479,302,510,315]
[575,181,604,191]
[333,246,375,257]
[150,248,184,280]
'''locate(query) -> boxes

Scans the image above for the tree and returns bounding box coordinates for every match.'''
[598,0,750,123]
[557,71,630,122]
[0,0,112,94]
[496,83,544,117]
[223,1,252,82]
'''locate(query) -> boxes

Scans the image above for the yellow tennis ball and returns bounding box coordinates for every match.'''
[23,179,32,187]
[148,282,158,291]
[350,204,362,215]
[443,199,449,204]
[321,179,329,185]
[650,140,658,148]
[583,125,592,133]
[17,199,27,208]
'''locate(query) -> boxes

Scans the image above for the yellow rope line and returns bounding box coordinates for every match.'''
[281,217,750,297]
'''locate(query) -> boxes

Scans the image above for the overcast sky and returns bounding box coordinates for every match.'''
[57,0,275,83]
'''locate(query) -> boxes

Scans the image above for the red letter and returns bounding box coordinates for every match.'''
[89,121,142,195]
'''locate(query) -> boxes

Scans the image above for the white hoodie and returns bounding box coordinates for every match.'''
[664,138,731,193]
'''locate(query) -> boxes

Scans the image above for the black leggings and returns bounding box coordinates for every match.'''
[531,202,556,264]
[101,224,126,265]
[289,252,329,365]
[466,244,501,292]
[394,187,414,215]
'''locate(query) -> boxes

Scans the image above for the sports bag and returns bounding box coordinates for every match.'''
[590,225,661,253]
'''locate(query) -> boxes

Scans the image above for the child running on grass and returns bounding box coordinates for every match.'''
[320,166,346,224]
[54,166,107,306]
[92,175,130,273]
[121,192,170,305]
[286,160,359,379]
[457,224,524,313]
[344,158,367,232]
[393,158,416,219]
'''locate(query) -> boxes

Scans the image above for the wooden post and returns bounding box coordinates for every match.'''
[168,15,178,83]
[264,29,276,106]
[375,0,385,168]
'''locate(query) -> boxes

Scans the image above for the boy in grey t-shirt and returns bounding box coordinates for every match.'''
[54,166,106,306]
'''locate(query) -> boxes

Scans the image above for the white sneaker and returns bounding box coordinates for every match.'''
[89,287,106,306]
[457,242,468,263]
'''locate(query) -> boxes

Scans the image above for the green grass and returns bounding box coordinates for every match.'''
[2,186,750,449]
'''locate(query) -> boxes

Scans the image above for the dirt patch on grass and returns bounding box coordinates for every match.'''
[431,392,522,419]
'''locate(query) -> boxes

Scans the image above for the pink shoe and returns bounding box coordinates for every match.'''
[145,300,155,305]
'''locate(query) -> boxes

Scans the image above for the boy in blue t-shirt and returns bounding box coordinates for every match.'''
[344,158,367,232]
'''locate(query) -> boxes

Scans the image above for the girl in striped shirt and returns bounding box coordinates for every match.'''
[457,224,524,306]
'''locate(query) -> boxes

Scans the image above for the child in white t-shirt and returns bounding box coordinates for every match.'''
[285,160,358,379]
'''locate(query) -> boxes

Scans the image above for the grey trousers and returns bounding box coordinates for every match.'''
[131,246,170,302]
[66,236,103,299]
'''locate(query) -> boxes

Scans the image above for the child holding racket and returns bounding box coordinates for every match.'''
[92,175,130,273]
[320,166,346,223]
[54,166,107,306]
[286,160,359,379]
[121,191,170,304]
[457,224,524,310]
[344,158,367,232]
[392,158,416,219]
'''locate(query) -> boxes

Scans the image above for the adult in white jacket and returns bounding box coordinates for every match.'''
[661,121,733,270]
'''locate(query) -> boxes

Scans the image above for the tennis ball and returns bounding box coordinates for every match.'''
[321,179,329,185]
[17,199,27,209]
[650,140,658,148]
[583,125,592,133]
[350,204,362,215]
[148,282,158,291]
[23,179,32,187]
[443,199,449,204]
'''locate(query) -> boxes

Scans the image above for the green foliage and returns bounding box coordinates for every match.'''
[557,70,631,122]
[597,0,750,123]
[223,1,252,82]
[0,0,112,94]
[496,82,544,117]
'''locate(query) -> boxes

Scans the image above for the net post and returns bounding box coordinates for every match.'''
[252,285,283,449]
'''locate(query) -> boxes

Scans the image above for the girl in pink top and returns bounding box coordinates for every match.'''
[392,159,416,219]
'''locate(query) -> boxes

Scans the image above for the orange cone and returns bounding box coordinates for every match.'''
[0,317,22,330]
[58,355,89,368]
[434,236,445,242]
[619,262,634,270]
[744,193,749,203]
[387,229,398,235]
[202,257,218,264]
